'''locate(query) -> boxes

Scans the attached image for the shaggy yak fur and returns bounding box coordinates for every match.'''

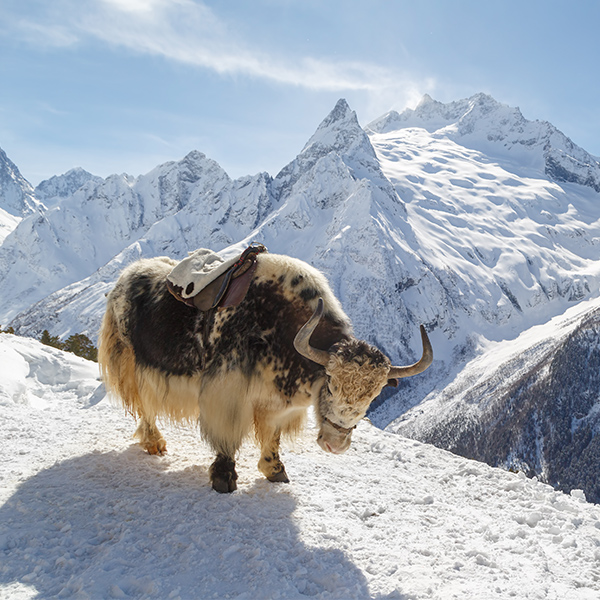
[98,252,431,493]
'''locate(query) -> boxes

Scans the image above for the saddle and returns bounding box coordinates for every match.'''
[167,243,267,312]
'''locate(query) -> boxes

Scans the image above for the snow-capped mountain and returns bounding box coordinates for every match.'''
[2,93,600,501]
[33,167,103,208]
[0,150,235,323]
[0,147,42,244]
[367,92,600,193]
[2,332,600,599]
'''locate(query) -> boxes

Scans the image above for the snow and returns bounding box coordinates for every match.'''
[2,332,600,599]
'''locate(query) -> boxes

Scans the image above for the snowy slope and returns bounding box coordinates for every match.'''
[367,93,600,193]
[0,206,20,249]
[369,124,600,329]
[2,332,600,600]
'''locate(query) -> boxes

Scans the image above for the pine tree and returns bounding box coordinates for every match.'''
[38,330,98,362]
[40,329,64,350]
[62,333,98,362]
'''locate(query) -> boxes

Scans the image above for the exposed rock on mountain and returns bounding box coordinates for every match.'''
[0,146,40,218]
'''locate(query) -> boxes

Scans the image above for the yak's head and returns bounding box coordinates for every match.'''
[294,298,432,454]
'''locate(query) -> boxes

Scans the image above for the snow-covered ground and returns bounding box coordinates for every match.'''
[2,332,600,599]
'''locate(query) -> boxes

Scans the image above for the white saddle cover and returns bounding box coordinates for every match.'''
[167,243,245,300]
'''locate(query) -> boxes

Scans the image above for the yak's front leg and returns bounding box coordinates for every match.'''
[209,454,238,493]
[258,431,290,483]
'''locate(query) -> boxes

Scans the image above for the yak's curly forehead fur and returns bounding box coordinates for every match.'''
[325,339,391,407]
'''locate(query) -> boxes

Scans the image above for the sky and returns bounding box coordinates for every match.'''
[0,0,599,186]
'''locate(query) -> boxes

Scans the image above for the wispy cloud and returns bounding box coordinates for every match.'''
[4,0,433,104]
[80,0,393,92]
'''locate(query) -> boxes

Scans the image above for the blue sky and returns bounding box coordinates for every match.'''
[1,0,599,185]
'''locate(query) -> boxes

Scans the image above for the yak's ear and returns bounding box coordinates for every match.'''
[386,378,399,388]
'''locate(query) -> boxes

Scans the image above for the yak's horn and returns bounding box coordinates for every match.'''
[388,325,433,379]
[293,298,330,367]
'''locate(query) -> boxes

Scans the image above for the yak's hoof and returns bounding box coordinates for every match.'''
[210,456,238,494]
[267,468,290,484]
[145,438,167,455]
[212,476,238,493]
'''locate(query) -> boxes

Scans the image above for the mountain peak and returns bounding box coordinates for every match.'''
[0,146,39,218]
[182,149,207,163]
[318,98,354,129]
[35,167,102,207]
[273,98,383,197]
[301,98,364,154]
[414,93,437,110]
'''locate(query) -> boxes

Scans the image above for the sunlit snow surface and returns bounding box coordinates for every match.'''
[2,333,600,600]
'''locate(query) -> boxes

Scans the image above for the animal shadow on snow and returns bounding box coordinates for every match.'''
[0,447,390,599]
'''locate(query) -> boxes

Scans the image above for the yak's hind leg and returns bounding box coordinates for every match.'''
[134,416,167,455]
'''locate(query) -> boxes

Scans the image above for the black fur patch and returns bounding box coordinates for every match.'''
[205,279,325,396]
[299,287,318,301]
[126,271,206,376]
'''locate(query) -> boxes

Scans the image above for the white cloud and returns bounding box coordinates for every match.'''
[6,0,433,103]
[100,0,170,14]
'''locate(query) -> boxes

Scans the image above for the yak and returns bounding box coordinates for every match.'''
[98,248,432,493]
